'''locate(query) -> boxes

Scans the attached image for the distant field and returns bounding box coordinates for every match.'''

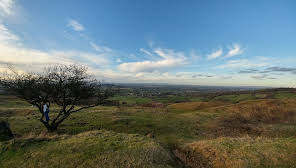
[110,95,153,105]
[274,91,296,99]
[110,95,191,105]
[1,89,296,168]
[212,93,255,103]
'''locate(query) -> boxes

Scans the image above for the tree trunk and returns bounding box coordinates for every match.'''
[47,125,58,132]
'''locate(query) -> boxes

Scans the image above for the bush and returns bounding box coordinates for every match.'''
[0,120,13,141]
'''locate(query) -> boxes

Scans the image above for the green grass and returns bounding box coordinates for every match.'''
[0,94,219,148]
[110,96,153,105]
[212,93,255,103]
[255,93,267,99]
[154,96,190,103]
[0,95,31,108]
[1,89,296,168]
[110,95,191,105]
[0,130,174,168]
[274,91,296,99]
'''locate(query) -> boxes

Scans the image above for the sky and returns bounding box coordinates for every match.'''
[0,0,296,87]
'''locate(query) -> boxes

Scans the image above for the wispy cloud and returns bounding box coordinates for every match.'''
[90,42,112,53]
[225,43,244,58]
[0,0,14,16]
[0,24,19,44]
[67,19,84,31]
[251,74,276,80]
[218,59,268,69]
[118,48,187,73]
[140,48,153,56]
[266,67,296,73]
[0,24,108,72]
[239,66,296,75]
[238,68,259,74]
[207,48,223,60]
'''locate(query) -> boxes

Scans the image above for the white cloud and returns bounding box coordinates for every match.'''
[218,59,268,69]
[90,42,112,53]
[0,24,19,44]
[0,0,14,16]
[118,59,181,73]
[0,44,108,66]
[0,24,109,73]
[118,48,187,73]
[207,48,223,60]
[67,19,84,31]
[140,48,153,56]
[116,58,122,63]
[154,48,185,59]
[225,43,244,58]
[50,51,109,65]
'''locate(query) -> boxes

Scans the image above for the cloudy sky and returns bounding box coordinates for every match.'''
[0,0,296,87]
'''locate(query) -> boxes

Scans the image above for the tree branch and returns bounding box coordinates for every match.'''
[70,105,96,113]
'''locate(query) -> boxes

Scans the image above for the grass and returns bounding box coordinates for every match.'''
[0,130,174,168]
[212,93,255,103]
[154,96,190,104]
[176,136,296,168]
[1,88,296,168]
[0,94,209,147]
[167,101,228,113]
[110,96,153,105]
[274,91,296,99]
[110,95,191,105]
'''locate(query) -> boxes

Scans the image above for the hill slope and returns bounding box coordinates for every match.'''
[176,136,296,168]
[0,130,174,168]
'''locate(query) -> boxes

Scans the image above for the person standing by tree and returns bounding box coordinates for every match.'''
[43,102,50,122]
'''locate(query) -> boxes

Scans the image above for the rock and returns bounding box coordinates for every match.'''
[0,120,14,141]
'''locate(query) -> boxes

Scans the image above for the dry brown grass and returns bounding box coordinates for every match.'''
[176,136,296,168]
[20,130,65,140]
[209,99,296,137]
[224,99,296,123]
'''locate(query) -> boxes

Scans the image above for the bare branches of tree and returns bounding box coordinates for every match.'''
[0,64,116,132]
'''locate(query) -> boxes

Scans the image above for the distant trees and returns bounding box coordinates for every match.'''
[0,64,116,132]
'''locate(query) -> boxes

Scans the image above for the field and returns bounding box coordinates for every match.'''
[1,88,296,167]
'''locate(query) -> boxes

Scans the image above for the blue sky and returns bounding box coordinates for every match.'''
[0,0,296,87]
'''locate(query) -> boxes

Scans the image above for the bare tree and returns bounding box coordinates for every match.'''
[0,64,116,132]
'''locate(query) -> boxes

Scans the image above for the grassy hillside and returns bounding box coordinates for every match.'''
[175,136,296,168]
[0,130,174,168]
[1,89,296,168]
